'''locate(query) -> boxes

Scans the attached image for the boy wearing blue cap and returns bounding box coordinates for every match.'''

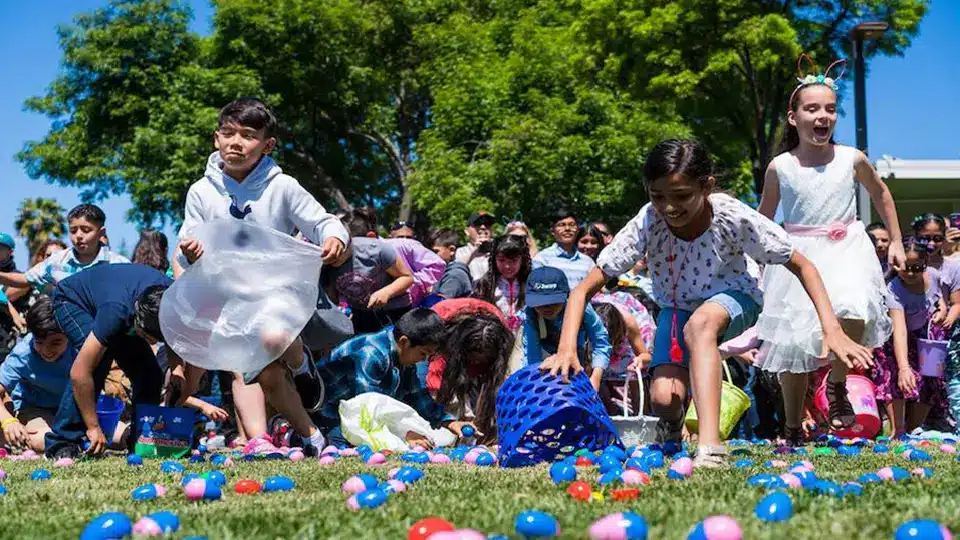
[521,266,611,391]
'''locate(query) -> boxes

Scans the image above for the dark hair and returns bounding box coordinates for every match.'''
[593,303,626,352]
[393,308,445,347]
[577,223,608,252]
[473,235,531,309]
[67,204,106,227]
[26,296,63,339]
[219,97,278,137]
[903,236,932,259]
[911,213,946,234]
[643,139,713,189]
[31,239,68,266]
[343,207,378,237]
[134,285,168,341]
[778,84,837,153]
[865,222,888,235]
[549,206,577,226]
[132,229,170,273]
[436,311,514,439]
[429,228,460,249]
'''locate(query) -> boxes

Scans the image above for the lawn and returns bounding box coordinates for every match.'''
[0,445,957,539]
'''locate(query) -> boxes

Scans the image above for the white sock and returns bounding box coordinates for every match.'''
[306,426,325,448]
[291,351,311,376]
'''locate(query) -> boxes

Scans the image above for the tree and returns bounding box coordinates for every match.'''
[14,198,66,260]
[17,0,260,226]
[573,0,928,193]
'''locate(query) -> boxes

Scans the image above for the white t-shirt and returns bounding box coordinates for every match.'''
[597,193,794,311]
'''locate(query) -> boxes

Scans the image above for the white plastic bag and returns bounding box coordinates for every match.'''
[159,219,323,373]
[339,392,456,452]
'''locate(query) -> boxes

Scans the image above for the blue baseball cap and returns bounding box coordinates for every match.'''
[526,266,570,307]
[0,233,14,250]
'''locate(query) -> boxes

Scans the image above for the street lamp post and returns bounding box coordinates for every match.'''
[851,21,889,221]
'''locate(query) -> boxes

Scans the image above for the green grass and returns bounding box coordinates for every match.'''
[0,448,957,539]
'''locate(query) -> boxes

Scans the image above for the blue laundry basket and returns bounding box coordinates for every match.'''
[496,365,622,467]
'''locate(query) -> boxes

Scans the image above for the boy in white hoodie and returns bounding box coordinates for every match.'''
[174,97,349,456]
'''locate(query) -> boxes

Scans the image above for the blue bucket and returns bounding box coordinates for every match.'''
[496,365,622,467]
[96,395,125,441]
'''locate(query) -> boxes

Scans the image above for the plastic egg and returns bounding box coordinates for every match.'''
[461,425,476,437]
[836,446,860,457]
[733,459,754,469]
[381,479,407,494]
[80,512,133,540]
[0,486,6,496]
[841,482,864,497]
[357,487,389,508]
[642,451,665,469]
[234,479,262,495]
[687,515,743,540]
[429,530,487,540]
[408,517,455,540]
[858,473,883,484]
[566,481,592,501]
[30,469,51,481]
[598,455,623,474]
[611,488,640,501]
[598,470,623,485]
[939,444,956,454]
[131,483,167,501]
[288,449,305,462]
[624,458,650,473]
[515,510,561,538]
[792,471,818,487]
[318,455,337,466]
[342,474,379,494]
[391,467,425,485]
[181,473,203,487]
[54,457,74,467]
[340,448,359,457]
[912,468,934,479]
[879,466,911,481]
[0,469,6,481]
[908,449,933,462]
[575,455,595,467]
[402,452,431,464]
[321,445,340,456]
[184,478,222,501]
[263,475,296,493]
[160,461,185,474]
[669,457,694,477]
[588,511,648,539]
[366,452,387,465]
[132,511,180,536]
[189,454,205,463]
[747,474,783,488]
[894,520,952,540]
[211,454,234,467]
[765,460,788,468]
[778,474,802,489]
[812,480,842,497]
[550,462,577,484]
[754,491,793,522]
[475,452,496,467]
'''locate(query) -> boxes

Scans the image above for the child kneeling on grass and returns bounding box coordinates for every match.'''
[314,308,475,448]
[0,296,75,453]
[542,139,871,468]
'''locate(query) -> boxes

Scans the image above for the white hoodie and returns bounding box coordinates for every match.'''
[177,152,348,268]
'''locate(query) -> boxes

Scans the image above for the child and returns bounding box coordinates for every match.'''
[43,263,172,458]
[0,204,129,295]
[577,224,608,261]
[522,266,611,391]
[755,58,904,443]
[871,238,947,436]
[545,139,870,467]
[429,229,473,299]
[31,240,68,268]
[473,235,531,332]
[174,97,349,455]
[592,294,656,415]
[131,229,171,276]
[866,222,893,281]
[504,219,539,259]
[314,308,474,447]
[0,297,75,453]
[389,220,416,240]
[532,208,595,289]
[426,298,514,441]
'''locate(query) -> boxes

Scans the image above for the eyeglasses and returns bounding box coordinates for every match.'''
[904,263,927,274]
[391,221,414,231]
[553,221,579,230]
[919,235,944,243]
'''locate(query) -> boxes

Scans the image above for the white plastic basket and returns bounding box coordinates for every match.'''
[609,367,660,447]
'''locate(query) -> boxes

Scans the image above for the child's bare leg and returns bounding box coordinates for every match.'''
[685,303,730,449]
[905,402,930,433]
[779,372,808,430]
[886,400,905,436]
[232,373,268,440]
[257,362,316,438]
[650,364,688,439]
[25,415,53,454]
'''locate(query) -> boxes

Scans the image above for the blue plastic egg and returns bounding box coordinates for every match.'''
[189,454,205,463]
[891,467,912,481]
[598,470,622,485]
[874,444,889,454]
[731,447,751,456]
[812,480,842,497]
[858,473,883,484]
[598,455,623,473]
[747,474,783,488]
[792,471,818,487]
[197,444,208,454]
[475,452,496,467]
[263,475,295,493]
[30,469,51,481]
[450,447,470,461]
[913,468,934,479]
[841,482,864,497]
[0,486,7,496]
[515,510,560,538]
[135,511,180,535]
[894,520,951,540]
[461,425,476,437]
[754,491,793,522]
[402,452,431,464]
[549,462,577,484]
[160,461,185,474]
[734,459,754,469]
[642,451,664,469]
[908,450,933,462]
[181,473,203,487]
[624,458,650,473]
[127,455,144,466]
[211,454,230,466]
[590,511,648,539]
[837,446,860,457]
[393,467,425,484]
[603,446,628,461]
[662,441,684,456]
[357,488,389,509]
[131,483,166,501]
[203,471,227,486]
[80,512,133,540]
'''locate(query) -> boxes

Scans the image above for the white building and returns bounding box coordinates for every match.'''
[861,155,960,233]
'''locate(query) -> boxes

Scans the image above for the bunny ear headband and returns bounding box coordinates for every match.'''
[787,54,848,108]
[502,212,526,228]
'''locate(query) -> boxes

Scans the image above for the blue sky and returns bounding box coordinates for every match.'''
[2,1,958,269]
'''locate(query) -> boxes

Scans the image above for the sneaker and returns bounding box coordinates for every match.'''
[267,414,294,448]
[693,445,729,469]
[656,419,684,445]
[292,431,325,458]
[242,435,281,456]
[50,444,83,460]
[291,349,325,413]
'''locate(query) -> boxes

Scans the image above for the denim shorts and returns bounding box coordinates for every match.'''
[650,290,760,371]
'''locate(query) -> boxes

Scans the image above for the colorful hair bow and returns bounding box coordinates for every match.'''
[788,54,848,107]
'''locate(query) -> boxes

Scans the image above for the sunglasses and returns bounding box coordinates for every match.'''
[391,221,414,231]
[903,263,926,274]
[919,235,944,243]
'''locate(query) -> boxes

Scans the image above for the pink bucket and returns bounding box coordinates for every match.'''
[813,374,881,439]
[918,339,948,379]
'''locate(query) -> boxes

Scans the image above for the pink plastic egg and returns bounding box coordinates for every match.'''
[779,474,802,489]
[0,469,6,480]
[366,452,387,465]
[388,467,401,479]
[429,530,487,540]
[696,515,743,540]
[384,479,406,493]
[620,469,651,485]
[670,457,694,476]
[340,448,359,457]
[54,458,74,468]
[288,450,305,462]
[768,460,788,468]
[321,445,340,456]
[411,445,427,453]
[318,455,337,466]
[431,453,452,464]
[346,495,360,511]
[940,444,956,454]
[464,451,481,465]
[342,477,369,494]
[795,460,814,470]
[877,467,895,481]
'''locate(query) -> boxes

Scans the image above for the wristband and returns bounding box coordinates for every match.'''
[1,417,21,429]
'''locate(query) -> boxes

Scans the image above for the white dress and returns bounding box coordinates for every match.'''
[756,145,891,373]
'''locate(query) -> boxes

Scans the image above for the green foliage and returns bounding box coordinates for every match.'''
[14,197,67,258]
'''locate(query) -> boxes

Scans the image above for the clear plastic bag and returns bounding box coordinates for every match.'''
[159,219,324,373]
[339,392,456,451]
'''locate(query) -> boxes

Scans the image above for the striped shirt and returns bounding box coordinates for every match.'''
[25,245,129,292]
[531,244,595,290]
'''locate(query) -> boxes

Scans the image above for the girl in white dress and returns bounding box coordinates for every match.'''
[756,57,906,444]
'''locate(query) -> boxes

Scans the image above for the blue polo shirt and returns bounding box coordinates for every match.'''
[532,244,595,289]
[0,335,74,410]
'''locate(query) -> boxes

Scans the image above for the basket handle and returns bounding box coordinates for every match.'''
[722,359,734,384]
[621,365,646,420]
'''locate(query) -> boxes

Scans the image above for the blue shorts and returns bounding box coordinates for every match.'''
[650,291,760,371]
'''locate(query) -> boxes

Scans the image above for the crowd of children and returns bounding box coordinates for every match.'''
[2,54,960,468]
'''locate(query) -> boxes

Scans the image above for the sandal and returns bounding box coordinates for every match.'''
[692,445,728,469]
[782,426,804,448]
[825,378,856,430]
